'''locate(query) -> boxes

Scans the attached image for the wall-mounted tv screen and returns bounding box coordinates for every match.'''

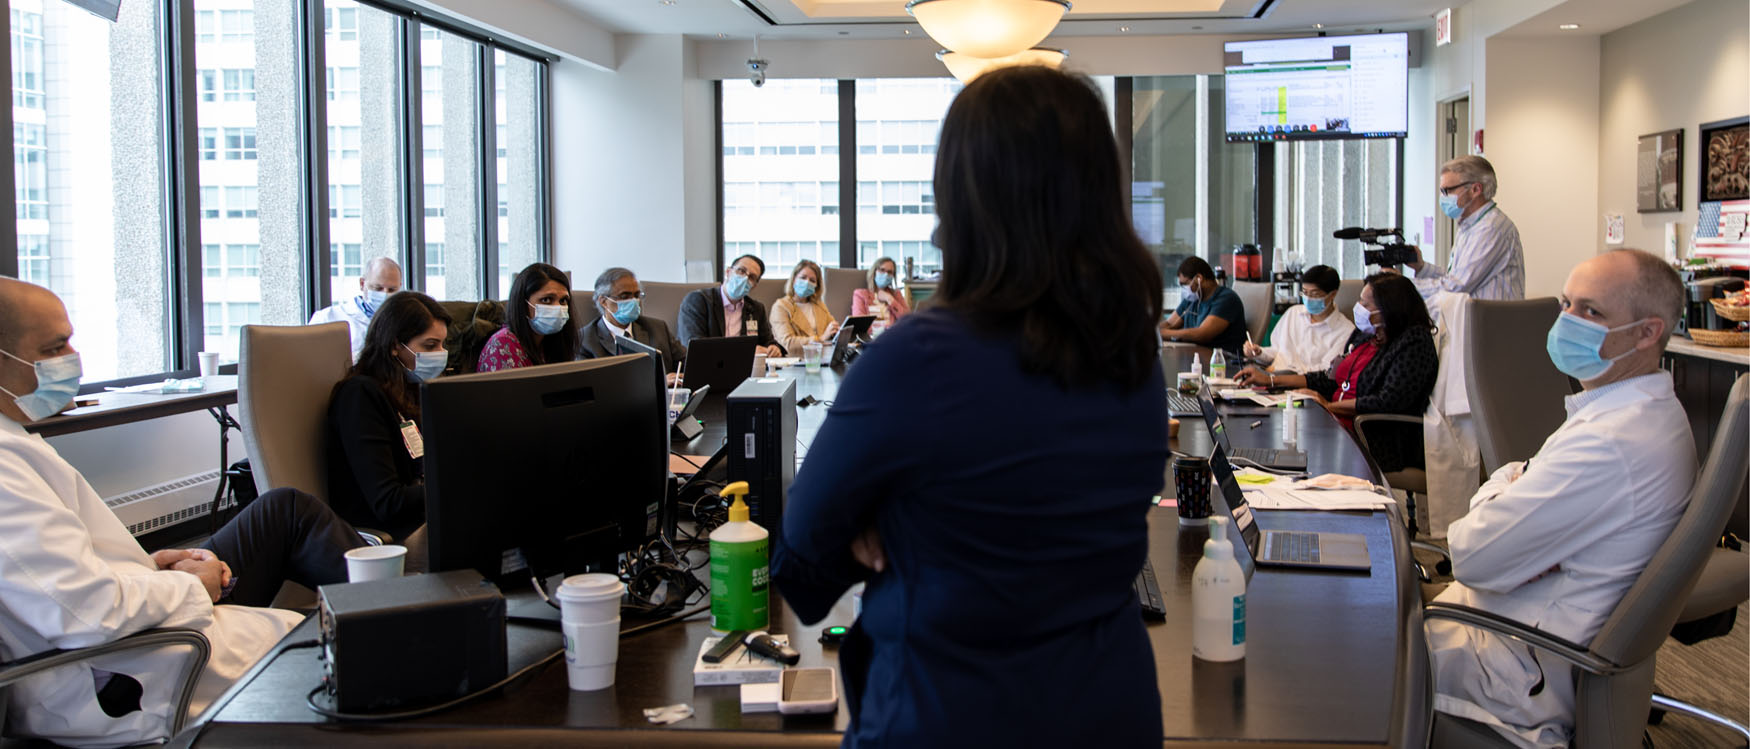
[1223,32,1408,143]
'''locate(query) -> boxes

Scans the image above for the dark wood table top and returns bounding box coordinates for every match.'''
[185,355,1416,747]
[25,376,238,438]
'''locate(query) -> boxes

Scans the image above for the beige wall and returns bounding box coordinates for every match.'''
[1484,35,1601,298]
[1598,0,1750,256]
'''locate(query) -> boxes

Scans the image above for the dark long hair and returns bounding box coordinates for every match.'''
[345,291,452,421]
[1364,273,1433,342]
[932,66,1162,390]
[506,262,578,365]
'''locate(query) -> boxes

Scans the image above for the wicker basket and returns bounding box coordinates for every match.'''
[1710,299,1750,323]
[1689,327,1750,347]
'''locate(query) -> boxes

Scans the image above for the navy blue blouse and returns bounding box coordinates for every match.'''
[772,308,1169,747]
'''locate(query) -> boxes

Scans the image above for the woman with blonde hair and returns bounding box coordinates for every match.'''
[851,256,910,326]
[770,259,841,354]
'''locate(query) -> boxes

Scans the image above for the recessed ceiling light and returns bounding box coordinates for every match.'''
[658,0,675,5]
[716,33,726,38]
[1118,25,1130,32]
[903,29,911,35]
[1313,23,1323,29]
[1559,23,1581,30]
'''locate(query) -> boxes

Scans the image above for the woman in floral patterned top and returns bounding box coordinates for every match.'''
[478,263,580,372]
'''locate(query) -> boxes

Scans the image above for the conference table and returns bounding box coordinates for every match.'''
[180,346,1424,747]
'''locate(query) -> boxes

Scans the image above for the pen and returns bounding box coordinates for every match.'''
[1248,419,1264,429]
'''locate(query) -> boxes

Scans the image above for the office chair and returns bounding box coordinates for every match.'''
[1353,413,1429,537]
[823,267,865,324]
[1332,279,1364,321]
[1232,281,1273,346]
[0,629,209,738]
[1425,374,1750,747]
[1465,298,1572,474]
[641,281,717,330]
[237,322,389,545]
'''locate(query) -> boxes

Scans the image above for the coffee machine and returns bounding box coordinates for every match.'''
[1682,275,1746,335]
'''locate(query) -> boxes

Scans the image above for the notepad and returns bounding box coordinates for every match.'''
[1241,486,1389,511]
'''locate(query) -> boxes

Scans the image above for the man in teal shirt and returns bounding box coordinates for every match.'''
[1160,256,1248,354]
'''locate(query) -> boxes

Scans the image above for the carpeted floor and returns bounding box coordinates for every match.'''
[1647,602,1749,748]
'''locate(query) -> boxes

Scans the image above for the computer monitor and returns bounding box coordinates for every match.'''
[421,356,668,582]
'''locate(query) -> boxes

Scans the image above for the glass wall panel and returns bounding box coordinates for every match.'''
[720,78,838,281]
[418,26,481,301]
[1132,75,1256,298]
[852,78,957,278]
[495,49,540,294]
[12,0,170,379]
[323,0,404,308]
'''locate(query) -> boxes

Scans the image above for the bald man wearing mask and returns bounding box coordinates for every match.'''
[310,257,404,360]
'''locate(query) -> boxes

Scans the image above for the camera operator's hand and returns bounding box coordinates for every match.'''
[1404,244,1425,272]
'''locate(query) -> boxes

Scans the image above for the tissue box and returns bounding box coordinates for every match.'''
[692,634,789,686]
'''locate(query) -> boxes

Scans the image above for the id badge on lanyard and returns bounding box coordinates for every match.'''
[745,319,759,337]
[399,419,425,459]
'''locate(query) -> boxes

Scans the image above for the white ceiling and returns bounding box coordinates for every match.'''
[551,0,1451,40]
[1496,0,1693,37]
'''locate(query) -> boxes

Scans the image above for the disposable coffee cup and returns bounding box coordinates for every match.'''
[344,544,407,582]
[556,573,625,691]
[752,354,768,377]
[1174,456,1213,524]
[198,352,220,378]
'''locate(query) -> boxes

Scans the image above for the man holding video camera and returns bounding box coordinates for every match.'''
[1403,155,1524,301]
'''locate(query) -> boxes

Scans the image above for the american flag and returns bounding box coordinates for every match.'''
[1695,199,1750,267]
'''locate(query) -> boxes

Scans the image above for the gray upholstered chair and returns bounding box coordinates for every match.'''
[0,629,210,738]
[642,281,717,329]
[1232,281,1273,346]
[748,271,786,312]
[1466,298,1572,474]
[823,266,865,324]
[1332,279,1365,321]
[1425,374,1750,746]
[569,289,596,327]
[237,322,386,544]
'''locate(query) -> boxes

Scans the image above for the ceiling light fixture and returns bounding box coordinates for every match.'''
[907,0,1071,59]
[1313,23,1324,29]
[937,47,1067,83]
[1558,23,1581,30]
[1118,25,1130,32]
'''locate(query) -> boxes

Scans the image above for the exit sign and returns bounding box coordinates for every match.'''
[1435,8,1453,46]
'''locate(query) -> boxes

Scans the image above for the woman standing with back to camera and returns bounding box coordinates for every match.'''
[772,66,1169,747]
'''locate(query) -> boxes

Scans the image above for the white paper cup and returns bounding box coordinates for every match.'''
[198,352,220,378]
[344,544,407,582]
[556,574,625,691]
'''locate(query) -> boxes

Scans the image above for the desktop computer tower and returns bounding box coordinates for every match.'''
[726,377,796,538]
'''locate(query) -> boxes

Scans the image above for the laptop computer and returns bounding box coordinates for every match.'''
[1196,382,1307,470]
[830,315,877,367]
[1207,444,1371,572]
[681,336,758,394]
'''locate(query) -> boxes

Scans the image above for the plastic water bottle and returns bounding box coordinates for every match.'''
[1280,399,1299,445]
[1191,353,1203,379]
[1193,516,1247,662]
[1209,349,1228,381]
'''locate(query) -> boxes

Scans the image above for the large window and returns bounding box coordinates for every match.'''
[1274,139,1399,280]
[720,78,839,281]
[10,0,170,381]
[1132,75,1257,296]
[5,0,551,385]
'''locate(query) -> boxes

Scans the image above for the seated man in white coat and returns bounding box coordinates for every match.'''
[1427,249,1696,748]
[0,278,365,747]
[309,257,403,360]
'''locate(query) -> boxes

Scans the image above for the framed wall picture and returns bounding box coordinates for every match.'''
[1637,129,1683,212]
[1699,116,1749,203]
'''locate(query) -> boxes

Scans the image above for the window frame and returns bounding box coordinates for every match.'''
[0,0,554,391]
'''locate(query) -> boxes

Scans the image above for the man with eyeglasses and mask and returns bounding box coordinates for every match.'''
[1426,249,1694,748]
[579,267,686,386]
[1396,155,1524,301]
[0,278,367,746]
[677,254,785,358]
[309,257,404,361]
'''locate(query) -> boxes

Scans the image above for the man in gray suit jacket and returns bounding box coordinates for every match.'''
[677,254,785,357]
[579,268,687,384]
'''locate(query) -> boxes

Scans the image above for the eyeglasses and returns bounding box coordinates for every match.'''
[730,266,762,284]
[611,291,646,302]
[1438,181,1474,197]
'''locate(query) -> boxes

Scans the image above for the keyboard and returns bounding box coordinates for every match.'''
[1230,446,1308,470]
[1168,391,1201,416]
[1264,531,1321,564]
[1134,558,1166,621]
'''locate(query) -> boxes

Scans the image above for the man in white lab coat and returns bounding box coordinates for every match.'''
[0,278,365,747]
[1427,249,1697,748]
[308,257,404,360]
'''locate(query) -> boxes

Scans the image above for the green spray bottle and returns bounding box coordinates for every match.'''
[710,481,769,631]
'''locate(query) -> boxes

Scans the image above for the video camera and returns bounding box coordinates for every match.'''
[1333,227,1417,267]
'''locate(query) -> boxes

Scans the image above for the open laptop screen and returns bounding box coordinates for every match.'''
[1208,444,1259,580]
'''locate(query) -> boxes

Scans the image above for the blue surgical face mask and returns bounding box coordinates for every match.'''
[1439,193,1464,221]
[528,302,570,335]
[1181,279,1200,301]
[363,288,391,312]
[725,273,752,301]
[793,279,816,299]
[874,271,893,289]
[1353,301,1379,336]
[1302,295,1328,316]
[0,349,82,421]
[402,343,447,382]
[1546,313,1646,381]
[610,297,641,326]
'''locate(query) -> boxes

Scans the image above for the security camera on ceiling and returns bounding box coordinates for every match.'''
[747,58,768,87]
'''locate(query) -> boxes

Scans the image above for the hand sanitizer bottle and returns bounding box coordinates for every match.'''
[1193,517,1246,662]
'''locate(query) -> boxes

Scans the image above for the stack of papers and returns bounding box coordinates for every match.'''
[1242,485,1390,511]
[1219,389,1313,407]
